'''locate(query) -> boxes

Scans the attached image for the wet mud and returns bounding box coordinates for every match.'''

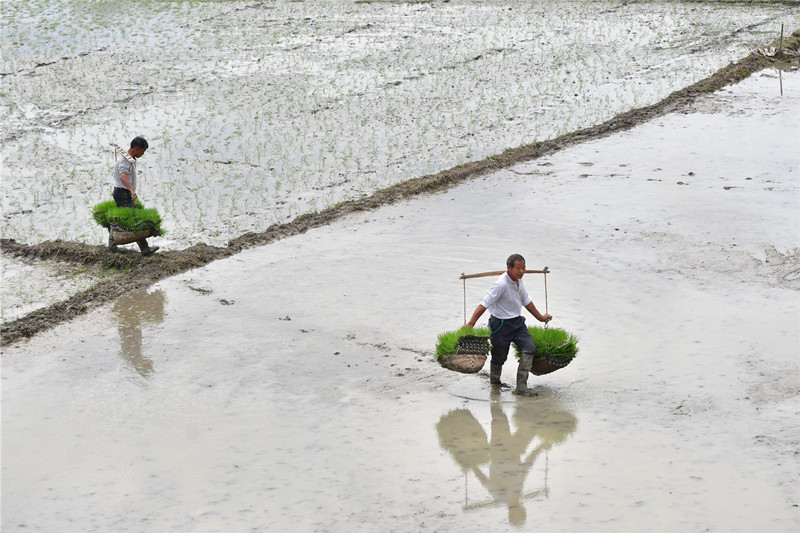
[2,31,798,346]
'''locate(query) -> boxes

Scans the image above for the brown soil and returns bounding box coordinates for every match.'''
[2,31,798,346]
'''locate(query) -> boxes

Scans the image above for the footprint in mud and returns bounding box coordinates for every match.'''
[186,283,213,295]
[763,246,800,286]
[783,270,800,282]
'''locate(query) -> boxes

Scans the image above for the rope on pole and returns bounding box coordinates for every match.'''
[543,266,549,328]
[544,266,549,313]
[462,274,467,324]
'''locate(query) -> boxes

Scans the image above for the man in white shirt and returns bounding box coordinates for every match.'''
[466,254,552,396]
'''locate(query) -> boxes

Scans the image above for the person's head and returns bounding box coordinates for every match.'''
[508,503,527,525]
[129,136,149,158]
[506,253,526,282]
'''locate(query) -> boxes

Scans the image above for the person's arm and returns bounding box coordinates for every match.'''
[524,301,552,323]
[465,304,487,328]
[119,172,137,200]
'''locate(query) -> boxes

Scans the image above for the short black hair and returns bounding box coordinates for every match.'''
[130,136,149,149]
[507,254,525,269]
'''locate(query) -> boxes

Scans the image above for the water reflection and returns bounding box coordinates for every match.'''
[112,288,166,378]
[436,392,577,525]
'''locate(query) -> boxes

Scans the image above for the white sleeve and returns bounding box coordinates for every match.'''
[481,280,503,308]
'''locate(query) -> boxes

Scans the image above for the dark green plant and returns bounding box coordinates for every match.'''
[515,326,579,360]
[435,325,579,361]
[92,200,119,227]
[92,199,142,227]
[91,199,165,236]
[435,326,490,360]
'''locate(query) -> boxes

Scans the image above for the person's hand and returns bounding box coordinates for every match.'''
[542,314,552,323]
[131,191,138,200]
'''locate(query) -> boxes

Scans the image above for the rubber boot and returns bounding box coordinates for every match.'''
[490,364,509,389]
[107,229,118,252]
[513,352,537,397]
[137,239,160,257]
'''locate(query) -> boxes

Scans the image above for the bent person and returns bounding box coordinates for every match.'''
[109,136,159,256]
[465,254,552,396]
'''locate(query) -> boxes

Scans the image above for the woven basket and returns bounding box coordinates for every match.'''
[530,353,574,376]
[440,335,490,374]
[545,354,573,368]
[441,353,487,374]
[111,227,153,245]
[455,335,490,355]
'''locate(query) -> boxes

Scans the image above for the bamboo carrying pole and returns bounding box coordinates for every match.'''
[461,267,550,323]
[459,268,549,280]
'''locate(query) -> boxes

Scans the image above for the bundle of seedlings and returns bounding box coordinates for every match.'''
[92,200,165,245]
[435,326,491,374]
[514,326,579,375]
[435,325,579,375]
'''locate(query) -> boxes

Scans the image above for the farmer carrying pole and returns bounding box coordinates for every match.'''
[109,136,159,256]
[465,254,552,396]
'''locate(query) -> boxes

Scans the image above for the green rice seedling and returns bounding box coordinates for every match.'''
[91,199,164,235]
[92,199,137,227]
[106,206,164,235]
[435,326,491,361]
[514,327,579,360]
[435,326,579,362]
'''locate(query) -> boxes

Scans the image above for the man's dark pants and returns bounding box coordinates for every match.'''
[113,187,135,208]
[488,315,536,366]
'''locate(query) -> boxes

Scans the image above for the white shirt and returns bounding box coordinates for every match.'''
[113,154,136,190]
[480,272,532,319]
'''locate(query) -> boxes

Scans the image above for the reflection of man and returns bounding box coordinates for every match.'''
[436,397,577,525]
[475,401,545,524]
[112,289,166,377]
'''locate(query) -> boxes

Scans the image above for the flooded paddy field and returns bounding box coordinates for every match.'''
[2,67,798,532]
[0,252,102,322]
[2,0,798,249]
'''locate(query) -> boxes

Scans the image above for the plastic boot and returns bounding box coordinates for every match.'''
[107,229,119,252]
[490,364,510,389]
[137,239,160,257]
[513,352,538,397]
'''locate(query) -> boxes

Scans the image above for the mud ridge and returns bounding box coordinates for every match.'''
[2,31,798,346]
[683,0,800,6]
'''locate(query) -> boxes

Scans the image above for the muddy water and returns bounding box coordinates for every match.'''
[3,71,797,532]
[0,253,99,322]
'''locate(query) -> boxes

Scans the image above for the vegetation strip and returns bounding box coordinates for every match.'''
[1,31,797,346]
